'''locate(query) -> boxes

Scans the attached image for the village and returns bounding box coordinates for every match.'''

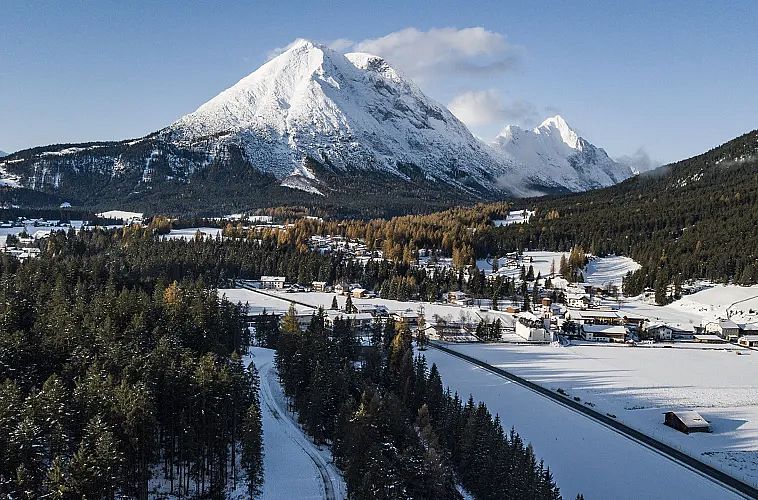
[223,243,758,350]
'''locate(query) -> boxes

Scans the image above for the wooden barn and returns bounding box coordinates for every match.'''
[664,411,710,434]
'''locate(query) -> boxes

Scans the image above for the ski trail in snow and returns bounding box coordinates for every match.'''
[251,348,347,500]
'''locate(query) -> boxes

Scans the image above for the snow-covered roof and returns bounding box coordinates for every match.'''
[583,325,626,335]
[97,210,143,220]
[260,276,286,282]
[567,309,621,319]
[326,311,374,321]
[694,334,724,341]
[517,311,540,322]
[667,410,710,429]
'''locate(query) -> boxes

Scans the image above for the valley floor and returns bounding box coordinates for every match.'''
[435,342,758,491]
[423,345,745,499]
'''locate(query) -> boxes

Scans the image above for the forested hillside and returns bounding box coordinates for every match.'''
[0,227,565,498]
[485,130,758,294]
[273,311,561,499]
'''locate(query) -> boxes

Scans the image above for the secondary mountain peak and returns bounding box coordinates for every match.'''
[492,114,634,192]
[536,114,580,149]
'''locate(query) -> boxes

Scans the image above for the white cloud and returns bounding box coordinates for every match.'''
[327,38,354,52]
[615,147,661,173]
[448,90,539,129]
[349,27,520,82]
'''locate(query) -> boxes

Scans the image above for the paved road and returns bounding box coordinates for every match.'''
[429,341,758,499]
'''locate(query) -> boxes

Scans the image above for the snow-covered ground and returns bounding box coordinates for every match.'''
[262,290,493,326]
[219,288,317,316]
[423,346,743,499]
[96,209,143,220]
[438,342,758,488]
[245,347,346,499]
[671,284,758,325]
[476,250,567,279]
[606,283,758,330]
[492,209,535,226]
[582,255,641,289]
[163,227,223,240]
[0,221,86,245]
[475,251,641,288]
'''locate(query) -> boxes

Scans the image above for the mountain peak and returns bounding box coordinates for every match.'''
[536,114,579,149]
[491,114,634,191]
[164,36,498,185]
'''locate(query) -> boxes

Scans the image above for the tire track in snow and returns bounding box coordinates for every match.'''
[256,355,345,500]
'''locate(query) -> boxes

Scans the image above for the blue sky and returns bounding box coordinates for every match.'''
[1,0,756,166]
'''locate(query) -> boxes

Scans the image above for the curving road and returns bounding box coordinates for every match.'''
[249,347,346,500]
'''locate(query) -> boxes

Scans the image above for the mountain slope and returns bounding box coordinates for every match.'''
[491,115,634,193]
[487,129,758,289]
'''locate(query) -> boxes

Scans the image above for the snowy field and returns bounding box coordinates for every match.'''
[476,251,640,289]
[163,227,223,240]
[611,283,758,329]
[0,221,87,245]
[96,209,143,220]
[440,342,758,488]
[423,346,742,499]
[476,250,566,278]
[582,255,641,288]
[219,288,317,316]
[245,348,346,499]
[671,285,758,325]
[492,209,535,226]
[263,290,496,326]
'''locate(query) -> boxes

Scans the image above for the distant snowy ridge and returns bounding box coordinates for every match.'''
[492,115,634,192]
[0,151,7,158]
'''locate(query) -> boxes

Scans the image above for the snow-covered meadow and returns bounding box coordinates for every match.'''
[423,346,742,499]
[438,342,758,488]
[475,250,640,288]
[163,227,223,241]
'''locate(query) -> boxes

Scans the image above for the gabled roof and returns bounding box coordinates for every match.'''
[260,275,286,282]
[667,410,709,428]
[582,324,626,335]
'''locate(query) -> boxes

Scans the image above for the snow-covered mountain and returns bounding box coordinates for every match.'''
[0,151,7,158]
[0,39,635,214]
[492,115,634,192]
[162,39,510,195]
